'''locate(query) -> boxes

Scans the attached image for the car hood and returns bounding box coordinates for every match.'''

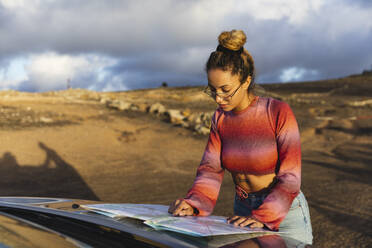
[0,197,305,248]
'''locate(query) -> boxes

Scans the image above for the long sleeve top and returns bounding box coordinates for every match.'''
[184,96,301,230]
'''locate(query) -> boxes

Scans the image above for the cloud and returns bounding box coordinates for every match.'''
[0,57,28,89]
[240,0,372,82]
[230,0,325,25]
[279,67,319,82]
[0,0,371,91]
[5,53,119,92]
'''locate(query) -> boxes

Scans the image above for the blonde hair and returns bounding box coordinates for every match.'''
[218,30,246,51]
[206,29,255,89]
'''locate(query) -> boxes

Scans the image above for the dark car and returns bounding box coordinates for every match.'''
[0,197,310,247]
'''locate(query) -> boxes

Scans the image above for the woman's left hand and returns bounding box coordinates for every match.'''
[227,216,264,228]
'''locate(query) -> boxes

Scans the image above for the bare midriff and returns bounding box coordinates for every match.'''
[231,172,276,193]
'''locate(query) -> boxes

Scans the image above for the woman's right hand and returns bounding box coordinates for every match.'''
[168,199,195,216]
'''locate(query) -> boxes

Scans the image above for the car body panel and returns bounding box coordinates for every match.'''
[0,212,82,248]
[0,197,307,248]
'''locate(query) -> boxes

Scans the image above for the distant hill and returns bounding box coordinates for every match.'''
[261,73,372,96]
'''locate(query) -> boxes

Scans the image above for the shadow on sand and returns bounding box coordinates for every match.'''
[0,142,99,201]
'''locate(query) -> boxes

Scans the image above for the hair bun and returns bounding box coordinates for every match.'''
[218,30,247,51]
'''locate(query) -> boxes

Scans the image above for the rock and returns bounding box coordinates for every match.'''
[117,101,132,111]
[186,113,202,125]
[108,100,132,111]
[100,97,112,105]
[149,103,166,115]
[346,99,372,107]
[315,116,335,121]
[323,117,372,134]
[165,109,185,125]
[291,98,326,105]
[309,107,336,117]
[181,109,192,117]
[200,112,214,128]
[181,121,190,128]
[137,103,149,112]
[195,124,210,135]
[107,100,120,109]
[184,112,214,129]
[129,104,139,111]
[40,117,53,123]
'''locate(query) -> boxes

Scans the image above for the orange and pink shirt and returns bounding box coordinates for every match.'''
[184,96,301,230]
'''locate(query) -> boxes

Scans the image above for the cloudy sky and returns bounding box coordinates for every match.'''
[0,0,371,92]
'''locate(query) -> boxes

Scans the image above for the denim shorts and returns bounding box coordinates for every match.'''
[234,190,313,246]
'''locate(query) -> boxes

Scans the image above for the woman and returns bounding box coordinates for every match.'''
[168,30,313,245]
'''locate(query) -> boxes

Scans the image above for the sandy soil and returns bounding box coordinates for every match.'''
[0,77,371,247]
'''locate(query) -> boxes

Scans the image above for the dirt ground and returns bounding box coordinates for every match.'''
[0,76,371,247]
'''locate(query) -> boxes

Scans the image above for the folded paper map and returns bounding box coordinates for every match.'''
[82,203,279,237]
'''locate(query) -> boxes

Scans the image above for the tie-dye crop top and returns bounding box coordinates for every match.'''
[184,96,301,230]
